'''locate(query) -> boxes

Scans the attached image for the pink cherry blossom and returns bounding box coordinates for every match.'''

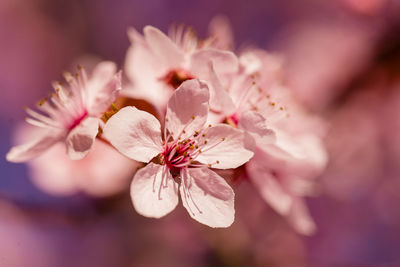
[208,49,327,235]
[123,25,238,113]
[12,123,139,196]
[6,61,121,162]
[103,79,253,227]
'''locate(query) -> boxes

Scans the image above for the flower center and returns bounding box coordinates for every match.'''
[223,114,239,127]
[160,69,195,89]
[67,110,88,131]
[162,139,196,174]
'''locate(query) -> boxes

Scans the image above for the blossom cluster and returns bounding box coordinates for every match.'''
[7,18,327,233]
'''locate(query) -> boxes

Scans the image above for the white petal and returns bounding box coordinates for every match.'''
[165,79,209,140]
[144,25,185,69]
[180,168,235,228]
[6,130,63,162]
[66,117,99,160]
[103,106,162,163]
[238,111,276,147]
[196,124,253,169]
[131,163,179,218]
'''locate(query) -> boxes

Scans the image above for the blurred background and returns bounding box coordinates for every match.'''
[1,0,400,266]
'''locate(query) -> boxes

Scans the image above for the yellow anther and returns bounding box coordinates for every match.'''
[202,133,206,137]
[216,160,220,164]
[208,124,212,127]
[204,140,208,144]
[191,115,195,120]
[221,137,225,141]
[39,98,47,106]
[111,103,118,111]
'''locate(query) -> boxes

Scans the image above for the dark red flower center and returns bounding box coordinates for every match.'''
[160,69,195,89]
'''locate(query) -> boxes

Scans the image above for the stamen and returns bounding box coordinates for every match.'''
[158,167,167,200]
[25,118,51,128]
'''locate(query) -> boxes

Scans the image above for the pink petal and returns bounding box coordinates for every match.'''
[131,163,178,218]
[165,79,209,140]
[66,117,99,160]
[127,26,146,45]
[180,168,235,228]
[144,26,184,69]
[196,124,253,169]
[206,61,236,113]
[238,111,276,147]
[125,27,170,110]
[6,130,63,162]
[265,131,327,178]
[246,150,292,215]
[86,61,121,117]
[287,199,317,236]
[29,143,81,196]
[29,140,138,197]
[208,15,234,50]
[190,48,239,78]
[102,106,162,163]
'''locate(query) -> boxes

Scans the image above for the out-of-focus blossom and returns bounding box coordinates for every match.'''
[123,25,238,113]
[9,122,139,197]
[276,21,377,110]
[207,15,235,51]
[103,79,253,227]
[29,139,138,197]
[341,0,388,15]
[6,62,121,162]
[322,87,383,201]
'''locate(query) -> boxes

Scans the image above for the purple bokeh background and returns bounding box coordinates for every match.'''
[1,0,400,266]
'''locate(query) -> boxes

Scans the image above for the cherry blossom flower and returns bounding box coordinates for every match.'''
[29,139,139,197]
[208,49,327,234]
[103,79,253,227]
[8,122,138,197]
[123,25,238,113]
[6,61,121,162]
